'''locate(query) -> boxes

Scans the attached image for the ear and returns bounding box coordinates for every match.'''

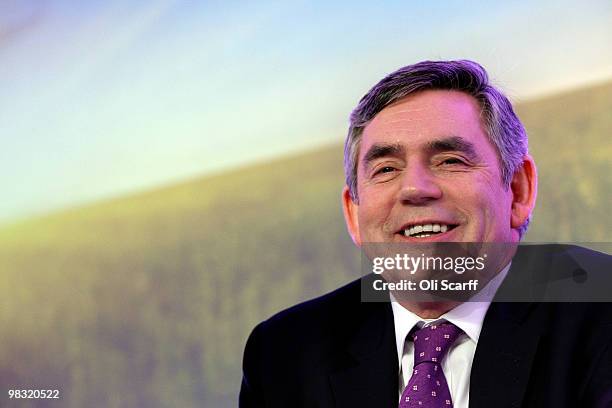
[510,154,538,231]
[342,185,362,246]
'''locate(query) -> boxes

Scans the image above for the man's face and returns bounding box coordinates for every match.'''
[343,90,519,245]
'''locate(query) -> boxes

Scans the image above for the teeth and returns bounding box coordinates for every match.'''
[403,223,452,237]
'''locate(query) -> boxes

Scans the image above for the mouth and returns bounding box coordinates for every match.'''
[396,222,459,241]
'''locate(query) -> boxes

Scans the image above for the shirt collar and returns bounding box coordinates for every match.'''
[390,262,511,368]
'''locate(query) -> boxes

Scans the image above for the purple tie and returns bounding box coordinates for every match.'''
[399,322,463,408]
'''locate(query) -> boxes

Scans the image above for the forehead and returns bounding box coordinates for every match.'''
[360,89,491,155]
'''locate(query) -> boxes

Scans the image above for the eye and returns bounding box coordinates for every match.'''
[374,166,397,175]
[439,157,467,166]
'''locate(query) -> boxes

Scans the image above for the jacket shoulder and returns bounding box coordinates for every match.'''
[259,277,363,338]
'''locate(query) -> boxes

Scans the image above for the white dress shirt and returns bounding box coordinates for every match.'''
[391,264,511,408]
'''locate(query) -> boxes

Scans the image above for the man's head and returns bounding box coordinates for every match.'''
[342,60,537,246]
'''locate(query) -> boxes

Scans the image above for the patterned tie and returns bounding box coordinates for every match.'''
[399,322,463,408]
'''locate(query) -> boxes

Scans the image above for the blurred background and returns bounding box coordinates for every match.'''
[0,0,611,406]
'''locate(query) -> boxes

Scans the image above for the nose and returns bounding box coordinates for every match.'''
[397,161,442,205]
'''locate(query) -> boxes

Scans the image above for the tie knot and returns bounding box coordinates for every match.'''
[411,322,463,366]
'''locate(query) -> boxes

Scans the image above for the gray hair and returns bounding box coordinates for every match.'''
[343,60,531,236]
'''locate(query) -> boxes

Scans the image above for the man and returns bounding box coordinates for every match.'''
[239,60,612,407]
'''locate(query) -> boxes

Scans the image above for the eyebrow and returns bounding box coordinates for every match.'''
[426,136,478,160]
[362,143,406,171]
[361,136,480,171]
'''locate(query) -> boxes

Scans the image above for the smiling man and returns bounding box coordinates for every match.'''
[240,60,612,408]
[344,90,533,247]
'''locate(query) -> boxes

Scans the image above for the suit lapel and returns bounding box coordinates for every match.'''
[469,301,542,408]
[469,244,567,408]
[329,299,399,408]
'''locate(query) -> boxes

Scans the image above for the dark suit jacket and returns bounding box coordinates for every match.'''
[240,246,612,407]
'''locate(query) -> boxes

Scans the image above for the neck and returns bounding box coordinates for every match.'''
[397,300,461,319]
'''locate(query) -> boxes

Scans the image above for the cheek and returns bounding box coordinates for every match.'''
[358,184,396,217]
[451,180,507,226]
[357,193,396,235]
[360,200,389,223]
[478,186,513,231]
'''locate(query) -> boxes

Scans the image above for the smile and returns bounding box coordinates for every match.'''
[402,223,458,238]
